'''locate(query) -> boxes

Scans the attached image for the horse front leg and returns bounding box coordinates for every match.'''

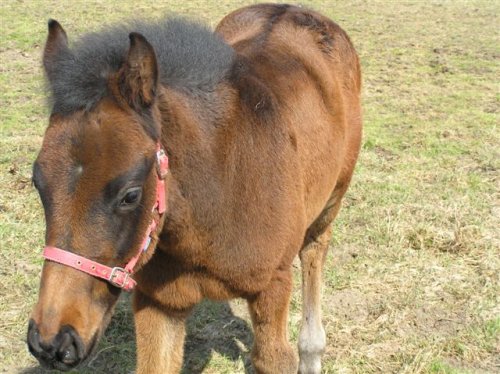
[247,268,298,374]
[133,290,189,374]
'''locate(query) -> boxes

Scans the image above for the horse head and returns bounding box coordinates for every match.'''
[28,20,166,370]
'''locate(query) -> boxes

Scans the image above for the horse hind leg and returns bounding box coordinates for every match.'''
[298,197,342,374]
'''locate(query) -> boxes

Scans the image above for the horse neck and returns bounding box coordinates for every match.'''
[157,85,235,256]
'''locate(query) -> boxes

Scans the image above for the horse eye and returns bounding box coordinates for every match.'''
[119,187,142,208]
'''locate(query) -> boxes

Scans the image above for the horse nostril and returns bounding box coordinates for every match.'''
[57,330,79,365]
[57,325,86,367]
[27,319,45,356]
[27,321,85,369]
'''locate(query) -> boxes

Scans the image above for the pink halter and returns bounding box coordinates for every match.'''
[42,143,168,292]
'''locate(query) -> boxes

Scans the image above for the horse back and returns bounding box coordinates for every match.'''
[217,4,362,225]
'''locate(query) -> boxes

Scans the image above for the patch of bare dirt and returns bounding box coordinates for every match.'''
[412,304,467,337]
[443,357,499,374]
[326,289,369,323]
[331,245,361,267]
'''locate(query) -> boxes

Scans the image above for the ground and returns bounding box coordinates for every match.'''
[0,1,498,373]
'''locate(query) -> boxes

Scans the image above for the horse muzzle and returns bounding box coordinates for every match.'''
[27,319,88,371]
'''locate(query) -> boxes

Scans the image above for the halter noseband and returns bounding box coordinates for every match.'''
[42,143,169,292]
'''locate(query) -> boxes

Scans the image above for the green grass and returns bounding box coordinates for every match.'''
[1,0,498,373]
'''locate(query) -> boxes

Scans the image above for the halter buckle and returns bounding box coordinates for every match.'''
[156,149,169,179]
[109,267,130,289]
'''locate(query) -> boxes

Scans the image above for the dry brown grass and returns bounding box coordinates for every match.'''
[1,1,498,373]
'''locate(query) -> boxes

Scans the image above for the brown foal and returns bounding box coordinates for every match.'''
[28,4,362,373]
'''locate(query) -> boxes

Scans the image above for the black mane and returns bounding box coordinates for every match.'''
[46,17,235,114]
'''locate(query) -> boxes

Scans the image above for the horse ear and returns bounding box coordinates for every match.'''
[43,19,68,79]
[119,32,158,111]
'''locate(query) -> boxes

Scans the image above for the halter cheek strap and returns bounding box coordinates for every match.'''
[42,143,169,292]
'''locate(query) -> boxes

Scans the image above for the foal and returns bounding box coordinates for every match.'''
[28,4,361,373]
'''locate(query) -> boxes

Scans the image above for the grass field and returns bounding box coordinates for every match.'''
[1,0,498,373]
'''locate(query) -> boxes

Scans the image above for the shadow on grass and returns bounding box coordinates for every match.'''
[182,300,254,374]
[18,297,253,374]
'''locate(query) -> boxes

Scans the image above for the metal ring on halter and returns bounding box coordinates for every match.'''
[109,267,130,289]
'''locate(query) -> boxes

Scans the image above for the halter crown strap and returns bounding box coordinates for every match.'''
[42,143,168,292]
